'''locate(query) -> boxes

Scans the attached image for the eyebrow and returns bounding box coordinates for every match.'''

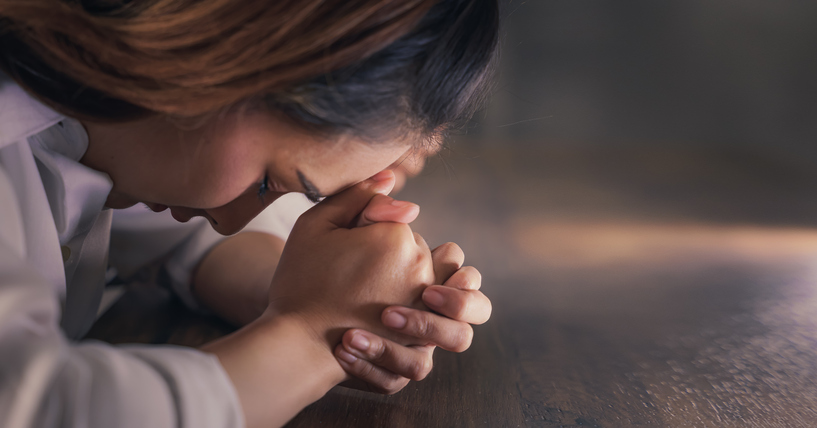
[297,170,324,203]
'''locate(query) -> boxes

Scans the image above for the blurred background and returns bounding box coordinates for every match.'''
[404,0,817,267]
[396,1,817,425]
[482,0,817,158]
[404,0,817,274]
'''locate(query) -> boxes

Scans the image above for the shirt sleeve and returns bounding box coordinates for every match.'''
[110,193,315,311]
[0,165,245,428]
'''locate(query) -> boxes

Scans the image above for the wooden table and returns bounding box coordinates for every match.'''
[87,142,817,427]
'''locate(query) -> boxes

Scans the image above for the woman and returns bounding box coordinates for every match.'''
[0,0,498,427]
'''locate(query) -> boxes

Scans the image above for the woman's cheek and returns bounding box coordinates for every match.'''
[206,192,284,235]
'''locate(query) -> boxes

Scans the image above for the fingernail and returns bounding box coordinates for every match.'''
[424,289,445,307]
[337,349,358,364]
[368,170,395,195]
[390,200,413,208]
[370,170,393,182]
[383,310,407,329]
[372,181,393,195]
[350,333,370,352]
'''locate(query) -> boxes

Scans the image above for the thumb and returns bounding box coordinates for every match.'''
[355,194,420,227]
[304,170,396,230]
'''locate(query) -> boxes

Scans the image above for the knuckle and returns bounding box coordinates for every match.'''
[382,378,409,395]
[371,221,402,239]
[411,311,436,339]
[450,266,481,290]
[408,356,433,381]
[434,242,464,264]
[381,224,416,253]
[413,231,426,246]
[396,223,415,239]
[451,325,474,353]
[419,262,435,287]
[355,360,378,379]
[368,337,390,363]
[464,266,482,288]
[381,224,406,247]
[413,236,432,264]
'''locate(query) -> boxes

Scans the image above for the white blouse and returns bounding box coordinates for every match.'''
[0,76,313,428]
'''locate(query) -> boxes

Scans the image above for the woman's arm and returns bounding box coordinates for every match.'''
[201,175,445,427]
[0,163,243,428]
[192,191,422,325]
[193,231,284,326]
[200,313,344,428]
[193,183,492,396]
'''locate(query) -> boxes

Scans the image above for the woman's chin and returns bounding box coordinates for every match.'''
[103,190,146,209]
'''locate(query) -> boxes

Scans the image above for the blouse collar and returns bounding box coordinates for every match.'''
[0,75,64,149]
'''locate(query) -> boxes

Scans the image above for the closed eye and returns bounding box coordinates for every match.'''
[257,174,271,202]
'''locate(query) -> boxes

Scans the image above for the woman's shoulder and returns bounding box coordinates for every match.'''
[0,74,64,150]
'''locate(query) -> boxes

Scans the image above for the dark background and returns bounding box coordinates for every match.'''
[407,0,817,233]
[477,0,817,163]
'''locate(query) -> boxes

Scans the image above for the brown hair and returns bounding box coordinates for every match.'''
[0,0,436,118]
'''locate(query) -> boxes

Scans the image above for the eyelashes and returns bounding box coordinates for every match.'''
[257,174,323,204]
[257,174,271,202]
[304,192,322,204]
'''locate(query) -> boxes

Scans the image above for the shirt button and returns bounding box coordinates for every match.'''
[61,246,71,262]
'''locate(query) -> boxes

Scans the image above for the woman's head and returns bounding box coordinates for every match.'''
[265,0,499,146]
[0,0,499,234]
[0,0,498,146]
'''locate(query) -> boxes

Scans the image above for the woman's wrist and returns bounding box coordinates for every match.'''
[202,313,346,428]
[192,231,285,326]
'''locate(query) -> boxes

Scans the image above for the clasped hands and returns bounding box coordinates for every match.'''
[202,170,491,428]
[268,170,492,394]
